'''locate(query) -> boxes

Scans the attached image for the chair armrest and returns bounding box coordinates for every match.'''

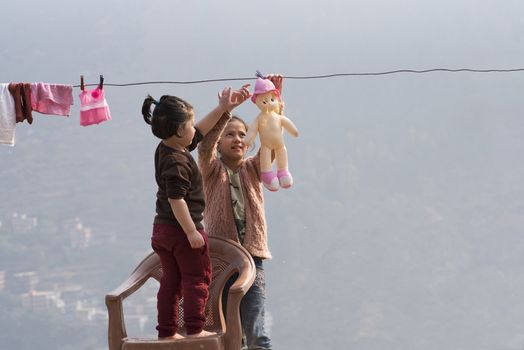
[106,252,160,301]
[105,252,159,350]
[106,296,126,350]
[106,270,149,301]
[224,256,256,350]
[228,254,256,295]
[224,283,247,350]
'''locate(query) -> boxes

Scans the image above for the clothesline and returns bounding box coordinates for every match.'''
[3,67,524,147]
[71,67,524,87]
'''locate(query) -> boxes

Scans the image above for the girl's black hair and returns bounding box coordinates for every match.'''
[141,95,193,139]
[230,115,248,130]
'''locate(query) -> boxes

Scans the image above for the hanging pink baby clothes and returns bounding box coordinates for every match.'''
[79,86,111,126]
[30,83,73,116]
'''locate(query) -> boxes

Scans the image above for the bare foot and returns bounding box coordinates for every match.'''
[158,333,185,340]
[186,330,215,338]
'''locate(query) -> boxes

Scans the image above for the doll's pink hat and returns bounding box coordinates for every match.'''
[251,74,280,103]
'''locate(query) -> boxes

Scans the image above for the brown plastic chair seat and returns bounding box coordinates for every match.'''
[122,334,224,350]
[106,236,255,350]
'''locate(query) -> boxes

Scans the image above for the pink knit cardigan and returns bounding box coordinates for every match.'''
[198,113,272,259]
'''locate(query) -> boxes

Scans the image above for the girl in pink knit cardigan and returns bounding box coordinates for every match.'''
[198,75,283,350]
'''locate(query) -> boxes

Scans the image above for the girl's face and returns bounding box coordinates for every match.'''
[219,119,247,162]
[178,111,196,147]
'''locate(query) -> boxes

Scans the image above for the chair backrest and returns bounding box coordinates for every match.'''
[130,236,254,333]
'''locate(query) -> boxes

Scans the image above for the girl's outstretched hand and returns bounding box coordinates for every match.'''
[232,83,251,104]
[266,74,283,93]
[218,84,251,112]
[266,74,284,114]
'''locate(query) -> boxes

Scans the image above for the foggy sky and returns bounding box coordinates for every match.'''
[2,1,524,349]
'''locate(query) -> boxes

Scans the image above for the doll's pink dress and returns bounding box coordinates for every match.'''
[79,87,111,126]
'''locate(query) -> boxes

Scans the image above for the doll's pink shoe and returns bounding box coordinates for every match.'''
[277,169,293,189]
[261,171,279,192]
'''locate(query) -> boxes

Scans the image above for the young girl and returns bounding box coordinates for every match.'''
[142,84,250,340]
[198,75,283,350]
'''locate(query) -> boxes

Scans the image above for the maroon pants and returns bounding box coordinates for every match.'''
[151,224,211,337]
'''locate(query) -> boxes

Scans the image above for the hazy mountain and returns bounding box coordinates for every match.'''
[2,1,524,349]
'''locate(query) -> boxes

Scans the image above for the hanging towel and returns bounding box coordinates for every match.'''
[79,86,111,126]
[0,83,16,146]
[30,82,73,116]
[8,82,33,124]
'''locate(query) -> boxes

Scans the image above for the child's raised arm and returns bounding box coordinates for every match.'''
[197,113,230,179]
[196,84,250,136]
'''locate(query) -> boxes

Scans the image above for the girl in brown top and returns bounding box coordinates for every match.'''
[141,84,250,340]
[198,75,283,350]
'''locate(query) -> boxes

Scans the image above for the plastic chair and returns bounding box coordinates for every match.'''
[105,236,256,350]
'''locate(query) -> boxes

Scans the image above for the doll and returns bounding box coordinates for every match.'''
[244,73,299,191]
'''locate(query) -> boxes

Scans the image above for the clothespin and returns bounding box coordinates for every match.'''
[80,75,85,91]
[99,75,104,90]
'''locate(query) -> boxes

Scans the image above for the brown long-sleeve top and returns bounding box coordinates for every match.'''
[198,113,272,259]
[153,129,205,230]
